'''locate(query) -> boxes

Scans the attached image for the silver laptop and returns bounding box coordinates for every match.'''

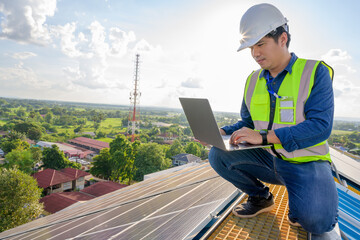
[179,97,270,151]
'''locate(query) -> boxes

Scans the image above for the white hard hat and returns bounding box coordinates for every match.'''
[237,3,288,52]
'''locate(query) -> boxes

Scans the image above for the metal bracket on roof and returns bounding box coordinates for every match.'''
[331,161,348,187]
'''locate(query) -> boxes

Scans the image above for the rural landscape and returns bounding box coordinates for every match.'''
[0,96,359,232]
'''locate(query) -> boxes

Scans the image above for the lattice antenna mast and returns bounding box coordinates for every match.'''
[128,54,141,142]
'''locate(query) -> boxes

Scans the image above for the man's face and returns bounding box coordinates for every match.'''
[250,35,284,71]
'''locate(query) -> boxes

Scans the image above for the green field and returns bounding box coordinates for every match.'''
[331,130,354,135]
[96,137,114,143]
[100,118,124,129]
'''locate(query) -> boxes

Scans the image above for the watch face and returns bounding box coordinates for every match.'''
[260,130,267,135]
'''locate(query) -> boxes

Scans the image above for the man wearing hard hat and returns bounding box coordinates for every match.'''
[208,3,339,237]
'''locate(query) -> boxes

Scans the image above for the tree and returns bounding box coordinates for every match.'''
[109,135,138,184]
[27,127,42,141]
[1,139,30,154]
[74,125,83,134]
[41,145,79,170]
[16,108,26,118]
[134,142,172,181]
[166,139,184,158]
[185,142,203,158]
[44,112,54,124]
[0,168,43,232]
[3,149,36,174]
[90,148,112,179]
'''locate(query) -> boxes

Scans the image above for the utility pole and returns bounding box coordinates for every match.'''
[128,54,141,142]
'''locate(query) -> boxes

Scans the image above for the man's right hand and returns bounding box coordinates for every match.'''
[219,128,226,136]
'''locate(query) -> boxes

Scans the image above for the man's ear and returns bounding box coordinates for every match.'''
[280,32,288,47]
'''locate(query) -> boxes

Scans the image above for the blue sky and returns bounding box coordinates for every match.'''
[0,0,359,118]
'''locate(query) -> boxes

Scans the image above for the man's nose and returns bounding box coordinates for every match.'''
[251,46,260,57]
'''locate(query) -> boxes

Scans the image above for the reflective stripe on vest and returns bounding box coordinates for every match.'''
[244,58,334,163]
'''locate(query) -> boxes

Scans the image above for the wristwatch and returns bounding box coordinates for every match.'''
[259,129,268,145]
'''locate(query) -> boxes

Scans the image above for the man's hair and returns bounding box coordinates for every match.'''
[265,25,291,48]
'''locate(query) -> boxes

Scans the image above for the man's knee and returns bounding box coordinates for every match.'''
[296,209,337,234]
[208,147,226,171]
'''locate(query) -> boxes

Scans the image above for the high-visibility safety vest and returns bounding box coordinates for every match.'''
[244,58,334,163]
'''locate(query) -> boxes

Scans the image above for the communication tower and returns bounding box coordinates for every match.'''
[128,54,141,142]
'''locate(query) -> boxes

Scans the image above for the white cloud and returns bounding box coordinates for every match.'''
[181,77,203,88]
[0,62,49,90]
[0,0,56,45]
[320,49,360,118]
[321,49,352,63]
[8,51,37,59]
[109,28,136,56]
[52,22,83,58]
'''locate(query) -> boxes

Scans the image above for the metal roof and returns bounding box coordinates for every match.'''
[336,183,360,240]
[330,147,360,186]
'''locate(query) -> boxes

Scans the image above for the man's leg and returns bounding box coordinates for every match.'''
[208,147,283,197]
[208,147,284,217]
[275,158,339,234]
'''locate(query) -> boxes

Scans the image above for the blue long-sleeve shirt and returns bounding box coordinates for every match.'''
[221,53,334,153]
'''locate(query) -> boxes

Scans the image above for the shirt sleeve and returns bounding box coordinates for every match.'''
[274,63,334,152]
[221,98,255,135]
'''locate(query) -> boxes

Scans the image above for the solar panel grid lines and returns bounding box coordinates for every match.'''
[136,179,233,240]
[53,184,198,240]
[70,178,234,240]
[16,198,152,240]
[4,166,217,239]
[104,180,210,240]
[46,196,162,240]
[45,164,212,230]
[0,164,210,239]
[70,186,194,238]
[9,180,201,238]
[1,163,237,240]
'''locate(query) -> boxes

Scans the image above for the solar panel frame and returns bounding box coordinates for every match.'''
[0,163,238,240]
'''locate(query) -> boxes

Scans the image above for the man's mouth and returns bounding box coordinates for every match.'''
[256,58,265,64]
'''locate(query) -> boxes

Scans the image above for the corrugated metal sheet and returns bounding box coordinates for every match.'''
[336,183,360,240]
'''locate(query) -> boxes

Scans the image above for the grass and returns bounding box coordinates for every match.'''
[331,130,354,135]
[96,137,114,143]
[100,118,124,129]
[0,120,7,126]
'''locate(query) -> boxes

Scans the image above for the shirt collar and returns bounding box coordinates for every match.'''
[259,52,298,79]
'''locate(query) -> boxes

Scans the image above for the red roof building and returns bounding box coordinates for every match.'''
[80,181,127,197]
[32,169,73,189]
[40,192,95,214]
[32,168,90,195]
[60,168,90,179]
[68,137,109,153]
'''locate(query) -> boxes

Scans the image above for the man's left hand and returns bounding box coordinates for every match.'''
[230,127,262,145]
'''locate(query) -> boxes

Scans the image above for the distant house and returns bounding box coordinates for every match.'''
[172,153,201,166]
[40,192,95,214]
[32,168,90,195]
[82,132,96,137]
[0,148,4,157]
[68,137,109,154]
[25,138,36,146]
[157,133,179,141]
[152,122,172,128]
[60,168,90,190]
[36,141,89,159]
[80,181,127,197]
[0,130,8,138]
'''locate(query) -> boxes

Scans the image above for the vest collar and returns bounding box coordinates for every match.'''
[259,52,298,79]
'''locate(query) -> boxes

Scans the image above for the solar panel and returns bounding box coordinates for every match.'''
[0,163,238,240]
